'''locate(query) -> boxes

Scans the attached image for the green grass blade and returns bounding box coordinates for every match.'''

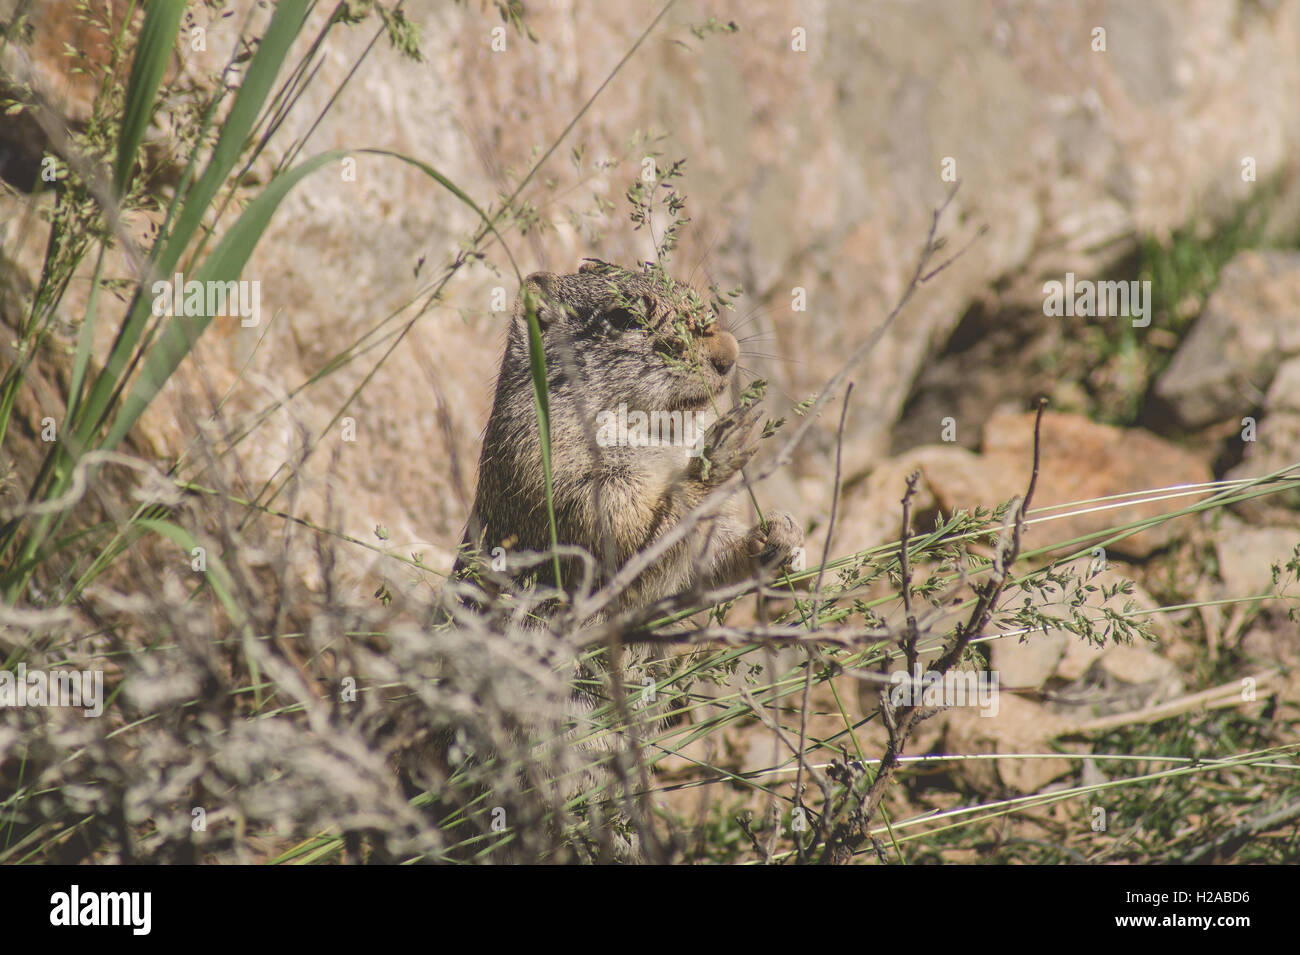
[78,0,313,447]
[163,0,312,268]
[113,0,184,197]
[132,518,246,627]
[133,517,258,706]
[102,149,350,451]
[64,247,107,425]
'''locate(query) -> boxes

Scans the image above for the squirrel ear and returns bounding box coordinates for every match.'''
[519,271,559,327]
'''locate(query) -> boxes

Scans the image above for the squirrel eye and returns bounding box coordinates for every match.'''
[606,307,641,330]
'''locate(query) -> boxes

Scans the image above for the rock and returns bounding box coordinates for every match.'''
[944,694,1076,793]
[1094,643,1181,688]
[1215,521,1300,597]
[1154,252,1300,428]
[1226,356,1300,512]
[834,445,980,552]
[0,1,118,121]
[1056,638,1110,682]
[0,1,145,192]
[1049,643,1184,726]
[1239,623,1300,669]
[1080,758,1109,789]
[991,630,1069,689]
[1058,565,1174,670]
[915,411,1213,557]
[996,564,1173,676]
[991,565,1173,687]
[1263,357,1300,417]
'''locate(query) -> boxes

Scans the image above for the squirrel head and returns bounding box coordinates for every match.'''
[507,260,740,414]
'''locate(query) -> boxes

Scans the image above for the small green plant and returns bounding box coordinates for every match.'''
[1070,182,1291,426]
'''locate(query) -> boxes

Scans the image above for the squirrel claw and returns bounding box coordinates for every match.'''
[748,510,803,569]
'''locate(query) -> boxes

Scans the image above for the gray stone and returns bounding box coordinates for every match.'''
[1155,252,1300,428]
[1216,522,1300,598]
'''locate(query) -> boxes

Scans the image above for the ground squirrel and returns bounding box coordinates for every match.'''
[453,259,803,615]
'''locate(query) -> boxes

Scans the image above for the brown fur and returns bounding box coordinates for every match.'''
[454,260,802,614]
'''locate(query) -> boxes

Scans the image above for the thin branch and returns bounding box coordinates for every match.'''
[821,398,1049,864]
[897,469,921,672]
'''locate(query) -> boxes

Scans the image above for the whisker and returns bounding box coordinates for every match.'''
[687,226,723,287]
[726,303,785,334]
[725,315,763,336]
[736,367,801,405]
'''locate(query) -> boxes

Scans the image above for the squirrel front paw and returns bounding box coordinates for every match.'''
[690,403,764,487]
[746,510,804,571]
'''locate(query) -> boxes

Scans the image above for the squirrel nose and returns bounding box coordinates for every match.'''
[704,328,739,376]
